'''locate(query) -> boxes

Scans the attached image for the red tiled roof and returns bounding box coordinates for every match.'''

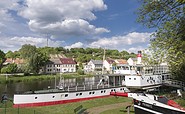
[106,59,115,64]
[116,59,128,64]
[60,58,76,64]
[4,58,24,64]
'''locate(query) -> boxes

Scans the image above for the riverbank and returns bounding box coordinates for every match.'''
[0,95,184,114]
[0,96,132,114]
[0,73,93,84]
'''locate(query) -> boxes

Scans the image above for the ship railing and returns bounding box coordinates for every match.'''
[65,84,112,92]
[162,79,185,88]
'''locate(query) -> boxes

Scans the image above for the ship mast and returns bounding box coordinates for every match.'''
[102,48,105,75]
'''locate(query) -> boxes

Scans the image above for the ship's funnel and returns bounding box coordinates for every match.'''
[137,51,142,64]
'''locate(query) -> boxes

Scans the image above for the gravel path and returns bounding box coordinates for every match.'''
[86,102,131,114]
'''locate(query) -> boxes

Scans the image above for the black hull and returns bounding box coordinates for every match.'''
[134,100,185,114]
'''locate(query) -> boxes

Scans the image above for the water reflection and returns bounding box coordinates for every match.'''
[0,76,99,98]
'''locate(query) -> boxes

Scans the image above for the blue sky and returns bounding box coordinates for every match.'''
[0,0,155,53]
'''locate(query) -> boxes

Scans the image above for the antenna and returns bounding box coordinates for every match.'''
[47,37,48,47]
[102,48,106,75]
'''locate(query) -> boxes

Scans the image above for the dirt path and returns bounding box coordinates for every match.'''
[86,102,131,114]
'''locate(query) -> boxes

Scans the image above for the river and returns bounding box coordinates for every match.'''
[0,76,100,99]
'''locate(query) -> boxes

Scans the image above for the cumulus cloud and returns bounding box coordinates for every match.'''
[89,32,152,52]
[64,42,84,49]
[18,0,109,36]
[0,36,63,52]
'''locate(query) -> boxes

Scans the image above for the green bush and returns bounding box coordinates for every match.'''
[77,69,84,75]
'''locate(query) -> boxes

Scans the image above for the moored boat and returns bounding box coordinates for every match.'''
[110,92,185,114]
[13,74,129,108]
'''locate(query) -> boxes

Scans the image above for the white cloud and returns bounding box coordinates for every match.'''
[0,36,63,52]
[89,32,152,52]
[64,42,84,49]
[18,0,109,36]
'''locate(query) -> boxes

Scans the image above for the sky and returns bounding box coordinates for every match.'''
[0,0,155,53]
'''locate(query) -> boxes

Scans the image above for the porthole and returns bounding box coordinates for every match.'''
[76,93,79,96]
[52,96,55,98]
[92,91,95,94]
[80,93,82,95]
[89,92,91,95]
[65,94,68,97]
[35,97,37,99]
[104,90,106,93]
[101,91,103,93]
[111,89,113,92]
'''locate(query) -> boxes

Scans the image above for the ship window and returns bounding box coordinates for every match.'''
[111,89,113,92]
[52,96,55,98]
[35,97,37,99]
[129,78,131,80]
[104,90,106,93]
[80,93,82,95]
[76,93,79,96]
[134,78,136,80]
[89,92,91,94]
[93,92,95,94]
[120,88,122,90]
[65,94,68,97]
[101,91,103,93]
[114,89,116,91]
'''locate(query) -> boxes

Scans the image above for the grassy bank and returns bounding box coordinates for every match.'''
[0,73,93,84]
[0,96,132,114]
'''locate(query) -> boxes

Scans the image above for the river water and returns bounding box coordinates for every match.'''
[0,76,100,98]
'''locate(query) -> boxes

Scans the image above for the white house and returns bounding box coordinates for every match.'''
[127,58,137,66]
[45,58,76,74]
[103,59,115,71]
[85,60,103,72]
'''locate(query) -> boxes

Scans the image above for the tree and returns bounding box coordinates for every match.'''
[19,44,49,74]
[19,44,37,59]
[1,63,17,74]
[137,0,185,80]
[0,50,5,70]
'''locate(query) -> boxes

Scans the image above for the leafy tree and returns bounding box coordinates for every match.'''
[0,50,5,70]
[1,63,17,73]
[19,44,49,74]
[137,0,185,80]
[19,44,37,59]
[5,51,14,58]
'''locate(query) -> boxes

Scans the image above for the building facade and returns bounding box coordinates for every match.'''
[45,58,76,74]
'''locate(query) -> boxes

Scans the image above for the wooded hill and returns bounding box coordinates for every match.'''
[0,44,136,74]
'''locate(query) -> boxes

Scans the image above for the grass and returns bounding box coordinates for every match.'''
[0,96,132,114]
[0,73,93,84]
[101,107,135,114]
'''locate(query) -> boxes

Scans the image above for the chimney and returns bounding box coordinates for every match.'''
[137,51,142,64]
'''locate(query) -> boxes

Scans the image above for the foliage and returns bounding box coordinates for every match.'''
[1,63,17,73]
[0,50,5,70]
[137,0,185,80]
[19,44,49,74]
[2,45,137,74]
[77,68,85,75]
